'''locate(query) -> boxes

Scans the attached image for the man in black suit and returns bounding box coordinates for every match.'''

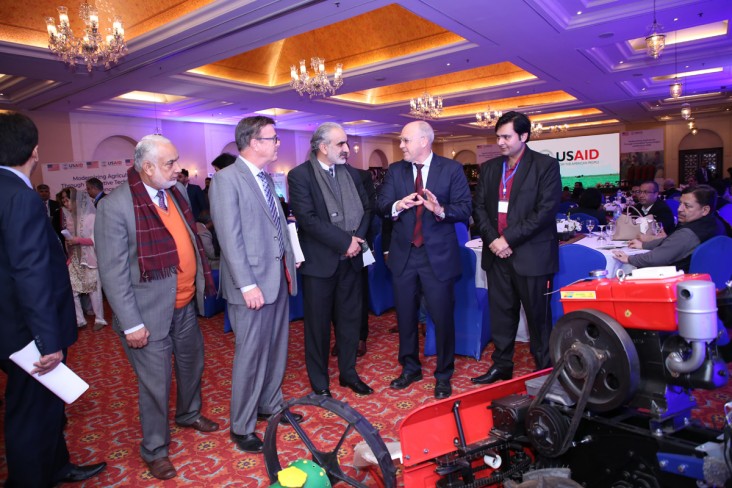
[632,180,676,236]
[288,122,373,397]
[36,183,59,218]
[0,111,106,487]
[178,168,209,220]
[471,111,561,384]
[86,177,106,207]
[377,120,472,399]
[696,162,711,185]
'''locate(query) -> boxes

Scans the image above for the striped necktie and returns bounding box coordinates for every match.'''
[257,172,285,256]
[412,163,424,247]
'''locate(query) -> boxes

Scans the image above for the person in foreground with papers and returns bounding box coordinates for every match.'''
[0,112,106,486]
[612,185,730,272]
[95,134,220,480]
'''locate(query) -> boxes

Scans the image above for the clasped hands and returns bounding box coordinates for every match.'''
[489,236,512,259]
[396,189,444,216]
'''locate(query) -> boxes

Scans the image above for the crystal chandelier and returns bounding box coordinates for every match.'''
[409,92,443,120]
[475,108,502,128]
[530,122,543,138]
[645,0,666,59]
[45,2,127,72]
[290,57,343,98]
[681,103,692,120]
[550,124,569,134]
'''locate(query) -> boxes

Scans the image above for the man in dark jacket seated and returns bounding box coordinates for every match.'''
[632,180,676,236]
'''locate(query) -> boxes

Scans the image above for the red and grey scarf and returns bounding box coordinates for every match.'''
[127,166,216,296]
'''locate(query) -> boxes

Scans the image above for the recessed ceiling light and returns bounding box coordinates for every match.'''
[642,87,646,91]
[446,62,451,66]
[674,17,678,21]
[577,11,582,15]
[619,61,624,64]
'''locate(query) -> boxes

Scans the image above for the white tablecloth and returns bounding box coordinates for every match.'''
[573,234,647,276]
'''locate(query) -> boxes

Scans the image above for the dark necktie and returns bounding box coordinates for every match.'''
[257,172,285,256]
[412,163,424,247]
[156,190,167,211]
[328,167,335,178]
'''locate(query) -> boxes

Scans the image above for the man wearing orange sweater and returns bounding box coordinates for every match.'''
[95,135,219,480]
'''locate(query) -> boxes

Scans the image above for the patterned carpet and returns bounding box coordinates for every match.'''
[1,307,730,487]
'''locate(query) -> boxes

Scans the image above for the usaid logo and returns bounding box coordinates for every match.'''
[556,149,600,162]
[106,161,123,166]
[63,163,85,169]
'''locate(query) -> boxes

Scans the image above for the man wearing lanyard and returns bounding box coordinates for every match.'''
[471,111,562,384]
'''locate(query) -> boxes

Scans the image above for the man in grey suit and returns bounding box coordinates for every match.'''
[209,116,300,454]
[95,135,219,480]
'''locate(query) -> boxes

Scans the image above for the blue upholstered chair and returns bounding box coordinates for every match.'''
[424,245,490,360]
[718,205,732,226]
[666,198,680,224]
[455,221,469,247]
[559,201,578,214]
[551,244,606,326]
[368,233,395,315]
[690,235,732,290]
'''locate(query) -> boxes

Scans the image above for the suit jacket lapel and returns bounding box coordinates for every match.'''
[425,156,442,192]
[237,159,275,224]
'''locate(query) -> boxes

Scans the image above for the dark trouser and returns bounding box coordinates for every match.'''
[392,246,455,380]
[487,257,553,371]
[359,267,369,341]
[1,357,71,487]
[303,260,362,391]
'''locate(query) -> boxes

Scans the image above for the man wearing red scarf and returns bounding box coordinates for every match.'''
[95,135,218,480]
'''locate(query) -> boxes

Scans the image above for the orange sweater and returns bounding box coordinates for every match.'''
[156,199,196,308]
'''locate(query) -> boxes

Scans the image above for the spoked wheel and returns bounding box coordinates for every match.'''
[263,393,397,487]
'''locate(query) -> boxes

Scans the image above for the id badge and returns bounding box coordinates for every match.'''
[498,200,509,213]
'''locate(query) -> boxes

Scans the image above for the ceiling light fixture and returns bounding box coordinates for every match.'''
[352,143,360,154]
[475,108,502,128]
[669,31,682,98]
[531,122,543,138]
[409,92,443,120]
[45,2,127,72]
[680,103,692,120]
[645,0,666,59]
[290,57,343,98]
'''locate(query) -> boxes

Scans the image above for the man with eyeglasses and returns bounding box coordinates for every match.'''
[377,120,471,399]
[632,180,676,236]
[209,116,300,454]
[471,111,561,385]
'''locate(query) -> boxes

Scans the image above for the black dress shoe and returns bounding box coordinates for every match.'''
[257,411,304,425]
[471,368,512,385]
[390,371,423,390]
[339,378,374,395]
[434,379,452,399]
[230,432,263,453]
[313,388,332,397]
[59,462,107,482]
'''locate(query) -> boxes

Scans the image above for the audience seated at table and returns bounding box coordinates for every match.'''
[631,180,676,236]
[573,187,607,223]
[612,185,730,272]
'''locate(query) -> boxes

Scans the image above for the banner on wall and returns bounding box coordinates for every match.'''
[529,133,620,188]
[619,129,665,185]
[476,144,502,162]
[41,160,134,197]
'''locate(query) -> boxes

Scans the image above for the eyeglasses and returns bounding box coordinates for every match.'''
[255,135,279,144]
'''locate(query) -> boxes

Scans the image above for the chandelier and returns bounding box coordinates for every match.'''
[669,32,682,98]
[409,92,443,120]
[530,122,543,138]
[645,0,666,59]
[680,103,692,120]
[669,81,683,98]
[550,124,569,134]
[475,108,502,128]
[45,2,127,72]
[290,57,343,98]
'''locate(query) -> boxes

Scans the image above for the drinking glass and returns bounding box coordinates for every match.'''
[606,221,616,239]
[585,220,595,237]
[597,224,607,242]
[652,221,664,236]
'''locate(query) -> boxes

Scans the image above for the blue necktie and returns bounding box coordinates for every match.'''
[156,190,167,211]
[257,172,285,256]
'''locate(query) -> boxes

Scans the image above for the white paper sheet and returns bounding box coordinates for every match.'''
[362,248,375,266]
[9,341,89,404]
[287,222,305,264]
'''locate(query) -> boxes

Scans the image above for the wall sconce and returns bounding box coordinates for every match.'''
[353,143,360,154]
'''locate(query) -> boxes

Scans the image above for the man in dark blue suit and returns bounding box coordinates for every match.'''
[471,111,561,384]
[0,111,106,487]
[178,168,209,220]
[377,120,471,399]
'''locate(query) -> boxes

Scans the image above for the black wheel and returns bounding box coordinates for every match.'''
[263,394,397,487]
[550,309,640,412]
[525,404,570,458]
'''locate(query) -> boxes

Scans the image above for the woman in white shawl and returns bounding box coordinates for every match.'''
[60,187,108,330]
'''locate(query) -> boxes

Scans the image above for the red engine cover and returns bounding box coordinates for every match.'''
[560,273,712,331]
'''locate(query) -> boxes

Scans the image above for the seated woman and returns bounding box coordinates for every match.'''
[612,185,729,272]
[60,187,108,330]
[574,187,607,223]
